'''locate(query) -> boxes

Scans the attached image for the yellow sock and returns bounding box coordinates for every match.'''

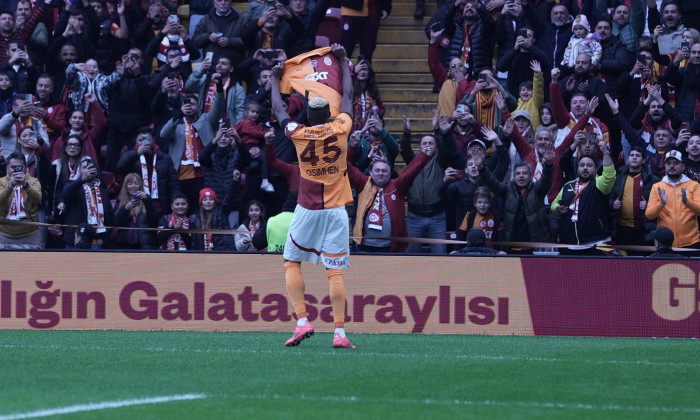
[284,261,306,319]
[327,269,345,328]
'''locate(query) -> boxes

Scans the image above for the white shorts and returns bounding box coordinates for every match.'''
[283,205,350,269]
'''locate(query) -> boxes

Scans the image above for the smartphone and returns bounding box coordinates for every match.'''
[680,122,690,131]
[205,51,214,62]
[129,53,139,61]
[681,41,690,51]
[12,165,23,173]
[454,170,464,179]
[33,101,41,106]
[457,104,467,112]
[132,193,140,201]
[637,54,647,65]
[168,14,179,23]
[431,21,444,32]
[478,73,487,82]
[517,28,528,38]
[221,117,231,129]
[584,132,597,142]
[267,0,277,8]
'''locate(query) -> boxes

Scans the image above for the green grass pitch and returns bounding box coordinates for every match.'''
[0,330,698,419]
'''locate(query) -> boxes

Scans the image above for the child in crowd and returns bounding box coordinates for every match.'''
[456,186,503,248]
[234,199,265,252]
[561,15,602,68]
[0,71,16,117]
[514,60,544,130]
[234,102,274,193]
[157,193,199,250]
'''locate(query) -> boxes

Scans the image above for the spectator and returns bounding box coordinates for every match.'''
[187,54,245,127]
[352,57,385,132]
[157,192,198,250]
[196,187,235,251]
[609,146,658,249]
[626,85,680,154]
[426,0,495,78]
[160,87,224,213]
[0,151,42,248]
[401,115,450,254]
[151,70,184,152]
[61,156,114,249]
[47,135,84,227]
[246,4,305,58]
[234,199,265,251]
[649,0,685,55]
[34,74,67,149]
[646,149,700,248]
[462,68,517,129]
[683,134,700,182]
[596,1,644,54]
[348,140,430,253]
[664,41,700,123]
[427,25,469,117]
[454,186,503,248]
[0,0,47,66]
[525,2,573,72]
[561,15,602,69]
[200,125,246,226]
[552,137,616,250]
[193,0,259,63]
[595,18,631,94]
[188,0,213,40]
[53,93,107,164]
[1,40,36,95]
[0,70,16,117]
[116,127,181,215]
[244,67,273,123]
[251,190,297,252]
[13,0,48,69]
[66,59,121,113]
[497,32,549,108]
[105,49,152,171]
[649,225,686,257]
[495,0,530,80]
[113,172,160,249]
[451,227,502,255]
[235,101,275,193]
[0,95,49,159]
[286,0,332,58]
[352,113,399,174]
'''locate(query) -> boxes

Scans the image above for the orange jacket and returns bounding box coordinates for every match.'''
[646,176,700,247]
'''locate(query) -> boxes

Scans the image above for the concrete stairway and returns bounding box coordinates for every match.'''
[370,1,438,140]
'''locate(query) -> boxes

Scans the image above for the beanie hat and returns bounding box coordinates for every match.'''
[199,188,218,205]
[573,15,590,32]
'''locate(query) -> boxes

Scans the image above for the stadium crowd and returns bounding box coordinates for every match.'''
[0,0,699,256]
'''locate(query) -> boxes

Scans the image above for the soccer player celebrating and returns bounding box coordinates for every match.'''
[270,44,356,349]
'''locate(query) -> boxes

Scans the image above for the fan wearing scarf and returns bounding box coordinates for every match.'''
[60,156,113,249]
[0,152,42,248]
[0,95,50,159]
[157,192,199,251]
[160,81,225,214]
[116,127,181,215]
[462,68,517,130]
[552,136,616,252]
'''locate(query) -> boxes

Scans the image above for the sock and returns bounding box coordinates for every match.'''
[284,261,306,319]
[297,317,308,327]
[327,269,345,328]
[334,328,346,338]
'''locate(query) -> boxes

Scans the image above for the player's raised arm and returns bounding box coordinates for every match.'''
[271,62,291,124]
[332,44,354,118]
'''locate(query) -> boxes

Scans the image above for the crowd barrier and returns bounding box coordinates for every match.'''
[0,252,698,338]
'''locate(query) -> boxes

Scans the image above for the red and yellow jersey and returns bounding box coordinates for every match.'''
[280,47,344,117]
[285,113,353,210]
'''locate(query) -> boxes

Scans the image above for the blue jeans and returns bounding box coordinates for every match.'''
[406,211,447,254]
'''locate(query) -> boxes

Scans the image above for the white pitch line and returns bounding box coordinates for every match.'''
[1,343,699,368]
[234,393,700,414]
[0,394,207,420]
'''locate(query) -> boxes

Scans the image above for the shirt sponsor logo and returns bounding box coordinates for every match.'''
[305,72,328,81]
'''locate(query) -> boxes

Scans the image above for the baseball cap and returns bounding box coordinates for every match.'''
[512,110,531,121]
[665,150,683,161]
[466,228,486,247]
[467,139,486,149]
[654,226,674,248]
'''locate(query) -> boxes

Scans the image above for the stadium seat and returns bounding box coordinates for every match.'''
[315,35,330,48]
[316,8,341,45]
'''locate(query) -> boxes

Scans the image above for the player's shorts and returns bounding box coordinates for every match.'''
[283,204,350,269]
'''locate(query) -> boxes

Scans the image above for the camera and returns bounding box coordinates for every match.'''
[12,165,23,173]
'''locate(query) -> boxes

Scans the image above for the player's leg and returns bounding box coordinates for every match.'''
[326,266,355,349]
[284,260,315,347]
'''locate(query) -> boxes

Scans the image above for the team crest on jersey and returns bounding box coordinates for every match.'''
[309,60,318,68]
[323,57,332,66]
